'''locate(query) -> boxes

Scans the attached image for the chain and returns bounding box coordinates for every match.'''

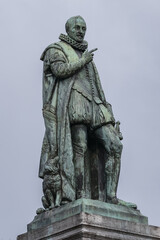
[85,64,96,126]
[85,65,95,98]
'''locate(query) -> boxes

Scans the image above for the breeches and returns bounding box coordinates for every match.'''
[69,89,113,129]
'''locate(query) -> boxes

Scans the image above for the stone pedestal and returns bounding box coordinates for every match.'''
[17,199,160,240]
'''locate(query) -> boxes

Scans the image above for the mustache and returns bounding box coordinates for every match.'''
[77,33,84,37]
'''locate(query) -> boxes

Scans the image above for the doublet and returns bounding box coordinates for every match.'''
[44,41,115,129]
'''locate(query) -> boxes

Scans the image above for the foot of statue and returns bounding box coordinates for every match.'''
[117,198,137,209]
[106,196,118,204]
[106,196,137,209]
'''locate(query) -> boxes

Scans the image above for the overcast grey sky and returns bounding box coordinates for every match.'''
[0,0,160,239]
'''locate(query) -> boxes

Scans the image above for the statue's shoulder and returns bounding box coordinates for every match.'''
[40,41,63,61]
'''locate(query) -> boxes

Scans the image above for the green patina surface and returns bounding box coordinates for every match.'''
[38,15,137,214]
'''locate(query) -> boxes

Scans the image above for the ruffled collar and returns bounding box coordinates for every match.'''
[59,34,88,52]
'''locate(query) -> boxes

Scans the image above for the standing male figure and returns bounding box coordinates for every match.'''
[39,16,134,208]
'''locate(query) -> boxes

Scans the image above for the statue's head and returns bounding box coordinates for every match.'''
[65,16,87,43]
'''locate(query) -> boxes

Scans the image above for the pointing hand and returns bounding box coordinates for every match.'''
[82,48,98,64]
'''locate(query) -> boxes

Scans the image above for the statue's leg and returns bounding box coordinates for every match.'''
[93,124,123,202]
[71,124,87,199]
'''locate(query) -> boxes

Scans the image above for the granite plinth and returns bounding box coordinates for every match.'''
[17,199,160,240]
[28,199,148,231]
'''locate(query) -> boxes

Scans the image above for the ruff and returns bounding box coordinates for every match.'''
[59,34,88,52]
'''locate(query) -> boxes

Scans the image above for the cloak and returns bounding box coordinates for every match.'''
[39,41,115,202]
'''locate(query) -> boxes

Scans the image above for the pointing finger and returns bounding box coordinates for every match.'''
[89,48,98,53]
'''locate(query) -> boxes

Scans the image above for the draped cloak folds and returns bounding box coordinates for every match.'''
[39,41,115,202]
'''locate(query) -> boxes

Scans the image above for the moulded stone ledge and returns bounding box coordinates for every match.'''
[17,199,160,240]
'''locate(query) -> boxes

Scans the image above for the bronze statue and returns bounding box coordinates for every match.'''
[39,16,136,210]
